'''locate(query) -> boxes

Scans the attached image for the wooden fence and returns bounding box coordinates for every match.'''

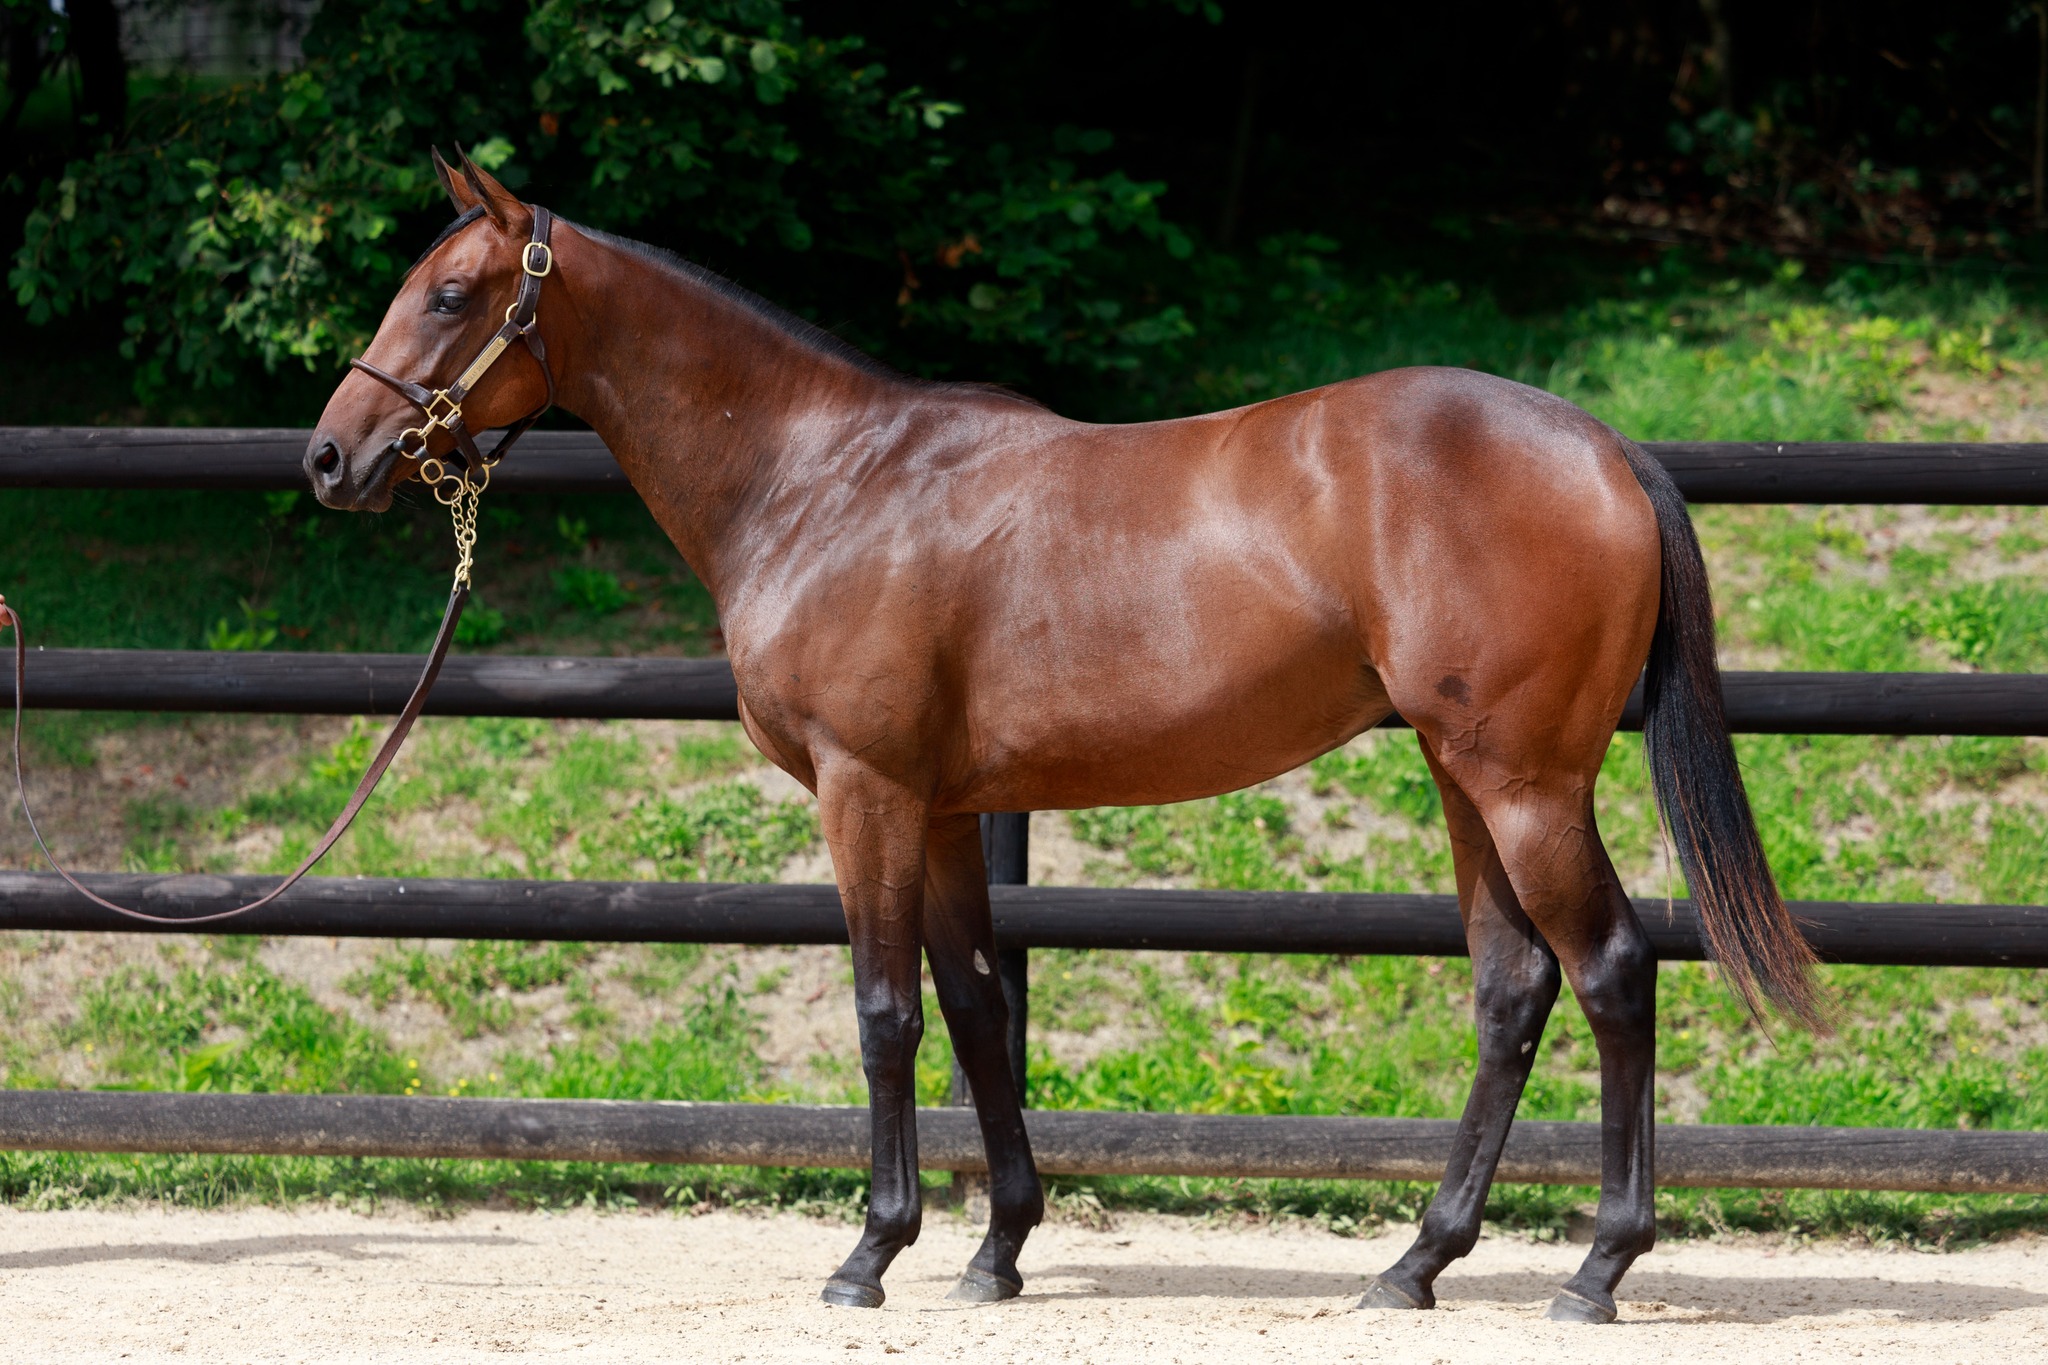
[2,428,2046,1195]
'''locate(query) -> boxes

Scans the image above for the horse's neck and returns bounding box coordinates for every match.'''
[551,230,909,603]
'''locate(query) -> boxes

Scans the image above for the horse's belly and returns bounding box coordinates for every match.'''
[945,627,1390,813]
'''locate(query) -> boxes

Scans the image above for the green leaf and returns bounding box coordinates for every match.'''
[468,136,517,170]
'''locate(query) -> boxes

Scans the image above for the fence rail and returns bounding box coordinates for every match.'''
[6,428,2048,1199]
[17,650,2048,734]
[1,1092,2042,1192]
[3,872,2045,968]
[7,428,2048,502]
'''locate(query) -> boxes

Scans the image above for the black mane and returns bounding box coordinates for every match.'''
[583,225,1045,408]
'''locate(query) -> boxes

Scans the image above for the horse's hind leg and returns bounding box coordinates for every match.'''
[1361,742,1561,1312]
[921,812,1044,1302]
[816,763,932,1309]
[1437,754,1658,1324]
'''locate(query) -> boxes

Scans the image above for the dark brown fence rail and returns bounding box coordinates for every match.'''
[1,1092,2041,1193]
[5,428,2048,502]
[5,428,2048,1194]
[0,428,634,492]
[2,872,2044,968]
[17,651,2048,735]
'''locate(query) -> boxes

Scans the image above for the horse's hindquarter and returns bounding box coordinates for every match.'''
[731,368,1660,813]
[957,370,1664,810]
[1341,369,1663,773]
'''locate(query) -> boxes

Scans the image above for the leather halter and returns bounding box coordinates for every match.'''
[349,205,558,480]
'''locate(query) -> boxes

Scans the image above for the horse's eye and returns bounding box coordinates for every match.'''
[431,289,468,314]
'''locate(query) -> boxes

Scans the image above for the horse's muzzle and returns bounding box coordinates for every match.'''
[304,432,399,511]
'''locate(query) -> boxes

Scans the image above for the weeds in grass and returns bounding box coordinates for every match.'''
[453,597,508,646]
[203,598,279,652]
[64,953,410,1095]
[498,976,766,1101]
[629,782,819,882]
[1070,792,1300,890]
[344,942,597,1039]
[672,731,755,782]
[554,565,633,617]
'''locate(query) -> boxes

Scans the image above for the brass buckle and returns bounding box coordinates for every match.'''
[422,390,462,430]
[522,241,554,278]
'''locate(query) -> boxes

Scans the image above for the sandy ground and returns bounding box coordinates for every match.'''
[0,1206,2040,1363]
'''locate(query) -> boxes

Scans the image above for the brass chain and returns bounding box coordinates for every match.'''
[422,456,493,589]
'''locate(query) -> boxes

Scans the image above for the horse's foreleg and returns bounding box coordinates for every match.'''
[817,765,931,1310]
[1361,748,1560,1312]
[921,812,1044,1302]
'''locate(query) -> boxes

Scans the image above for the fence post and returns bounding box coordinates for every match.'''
[984,812,1030,1103]
[951,812,1031,1211]
[951,812,1030,1108]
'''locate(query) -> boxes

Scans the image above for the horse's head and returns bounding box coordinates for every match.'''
[306,150,554,511]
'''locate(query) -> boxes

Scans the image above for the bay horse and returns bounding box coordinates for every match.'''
[308,152,1822,1324]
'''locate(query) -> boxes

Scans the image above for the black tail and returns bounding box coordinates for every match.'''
[1619,439,1828,1032]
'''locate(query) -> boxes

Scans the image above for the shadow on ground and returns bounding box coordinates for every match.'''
[1027,1260,2048,1324]
[0,1230,524,1272]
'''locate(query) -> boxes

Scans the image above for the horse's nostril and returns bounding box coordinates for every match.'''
[314,444,340,475]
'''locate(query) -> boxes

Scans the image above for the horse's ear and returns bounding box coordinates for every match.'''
[430,147,476,213]
[455,145,530,233]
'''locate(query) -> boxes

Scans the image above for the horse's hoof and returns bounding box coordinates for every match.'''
[946,1267,1023,1304]
[820,1278,886,1309]
[1543,1287,1617,1324]
[1355,1276,1429,1311]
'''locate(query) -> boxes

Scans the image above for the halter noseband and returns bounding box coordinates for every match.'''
[349,205,559,486]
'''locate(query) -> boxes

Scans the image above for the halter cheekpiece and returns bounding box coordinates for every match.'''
[349,205,559,491]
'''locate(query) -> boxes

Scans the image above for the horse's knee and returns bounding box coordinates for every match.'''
[855,995,924,1064]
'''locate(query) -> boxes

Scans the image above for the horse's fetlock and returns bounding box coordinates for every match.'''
[1594,1205,1657,1258]
[865,1196,922,1248]
[1417,1207,1481,1261]
[992,1178,1046,1229]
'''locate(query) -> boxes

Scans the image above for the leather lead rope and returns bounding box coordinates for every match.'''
[3,586,468,925]
[1,205,562,924]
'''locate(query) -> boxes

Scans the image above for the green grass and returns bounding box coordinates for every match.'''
[0,488,720,659]
[4,248,2048,1239]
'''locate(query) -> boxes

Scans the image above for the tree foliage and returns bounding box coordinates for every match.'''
[17,1,2048,410]
[8,0,1194,401]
